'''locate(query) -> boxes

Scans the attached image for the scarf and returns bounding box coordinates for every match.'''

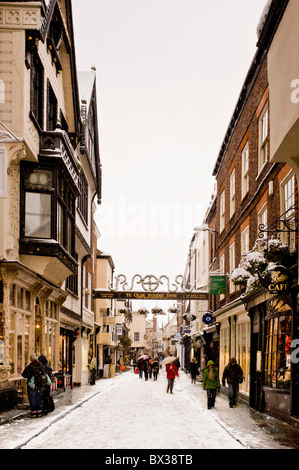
[208,368,215,381]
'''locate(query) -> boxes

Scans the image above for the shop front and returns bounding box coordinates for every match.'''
[248,291,299,427]
[0,261,67,410]
[58,325,77,390]
[216,299,251,400]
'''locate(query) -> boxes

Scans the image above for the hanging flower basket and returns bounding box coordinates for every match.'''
[151,308,164,315]
[138,308,149,315]
[231,237,293,296]
[119,308,130,314]
[168,307,179,314]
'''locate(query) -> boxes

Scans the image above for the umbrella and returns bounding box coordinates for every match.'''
[160,356,177,366]
[138,355,148,360]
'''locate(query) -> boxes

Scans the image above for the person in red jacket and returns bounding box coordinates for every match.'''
[166,361,179,394]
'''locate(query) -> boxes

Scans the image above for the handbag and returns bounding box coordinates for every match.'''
[46,374,52,386]
[135,367,139,374]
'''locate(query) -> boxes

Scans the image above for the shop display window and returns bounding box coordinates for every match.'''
[264,299,292,389]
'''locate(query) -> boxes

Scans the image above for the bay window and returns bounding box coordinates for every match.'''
[21,162,76,259]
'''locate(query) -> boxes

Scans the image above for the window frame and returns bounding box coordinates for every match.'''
[229,242,236,293]
[258,103,269,174]
[280,171,296,249]
[21,166,55,240]
[258,203,268,240]
[47,80,58,131]
[241,226,250,256]
[78,171,89,225]
[220,190,225,233]
[241,141,249,200]
[30,52,44,130]
[230,168,235,219]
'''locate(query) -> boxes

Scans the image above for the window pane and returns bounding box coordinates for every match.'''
[66,216,72,253]
[57,203,64,245]
[0,312,4,365]
[25,193,51,238]
[25,290,31,311]
[17,286,23,309]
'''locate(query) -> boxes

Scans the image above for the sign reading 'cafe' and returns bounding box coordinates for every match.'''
[258,265,291,295]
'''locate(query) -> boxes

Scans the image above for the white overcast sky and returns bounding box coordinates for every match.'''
[72,0,267,301]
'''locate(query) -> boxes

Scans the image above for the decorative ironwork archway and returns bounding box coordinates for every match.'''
[93,274,208,301]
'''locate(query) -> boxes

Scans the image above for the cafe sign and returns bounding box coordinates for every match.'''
[258,265,291,294]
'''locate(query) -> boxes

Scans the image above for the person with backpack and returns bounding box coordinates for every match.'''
[22,354,47,417]
[38,355,55,414]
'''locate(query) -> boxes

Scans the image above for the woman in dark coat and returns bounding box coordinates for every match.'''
[143,359,149,381]
[22,354,46,416]
[38,355,55,414]
[152,358,159,380]
[137,358,143,379]
[189,357,199,384]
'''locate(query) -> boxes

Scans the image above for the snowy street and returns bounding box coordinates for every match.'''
[1,369,299,451]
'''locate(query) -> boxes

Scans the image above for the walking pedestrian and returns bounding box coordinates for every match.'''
[166,361,179,394]
[152,357,159,380]
[202,360,220,409]
[38,355,55,413]
[137,358,143,379]
[89,356,97,385]
[173,357,180,370]
[222,357,244,408]
[143,358,149,381]
[22,354,47,417]
[189,357,199,384]
[200,354,207,382]
[148,357,153,379]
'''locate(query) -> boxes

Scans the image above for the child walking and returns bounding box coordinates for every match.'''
[202,360,220,409]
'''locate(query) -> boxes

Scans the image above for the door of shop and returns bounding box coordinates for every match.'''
[58,328,74,389]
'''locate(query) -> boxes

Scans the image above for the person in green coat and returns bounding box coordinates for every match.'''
[202,360,220,409]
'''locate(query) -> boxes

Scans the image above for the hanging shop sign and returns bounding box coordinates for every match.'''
[202,312,213,325]
[183,313,196,322]
[94,290,208,301]
[209,275,226,295]
[258,265,291,295]
[116,325,123,335]
[103,316,116,325]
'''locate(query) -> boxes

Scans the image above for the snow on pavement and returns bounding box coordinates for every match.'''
[0,369,294,450]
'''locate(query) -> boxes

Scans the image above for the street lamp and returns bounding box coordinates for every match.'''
[194,224,218,234]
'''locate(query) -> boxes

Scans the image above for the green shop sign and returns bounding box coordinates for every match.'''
[209,275,226,295]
